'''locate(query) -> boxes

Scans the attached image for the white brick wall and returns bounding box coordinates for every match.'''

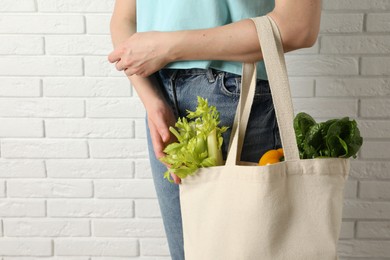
[0,0,388,259]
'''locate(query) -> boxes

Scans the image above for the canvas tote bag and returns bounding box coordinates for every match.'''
[179,15,350,260]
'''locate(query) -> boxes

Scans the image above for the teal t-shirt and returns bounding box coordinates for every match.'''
[136,0,275,80]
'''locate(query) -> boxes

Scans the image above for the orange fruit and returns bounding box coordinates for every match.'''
[258,148,284,166]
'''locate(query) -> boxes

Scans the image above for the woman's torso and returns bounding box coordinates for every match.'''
[136,0,275,79]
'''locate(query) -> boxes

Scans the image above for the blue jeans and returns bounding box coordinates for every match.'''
[145,68,281,260]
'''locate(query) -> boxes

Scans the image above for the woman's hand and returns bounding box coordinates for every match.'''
[108,31,176,78]
[147,101,182,185]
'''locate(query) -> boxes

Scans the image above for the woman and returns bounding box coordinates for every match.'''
[109,1,321,259]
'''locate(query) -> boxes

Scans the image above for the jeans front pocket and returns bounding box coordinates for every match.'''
[219,71,241,98]
[218,70,272,103]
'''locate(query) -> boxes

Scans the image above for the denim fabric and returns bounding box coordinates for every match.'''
[144,68,281,260]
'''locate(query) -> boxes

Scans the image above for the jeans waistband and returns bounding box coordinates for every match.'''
[159,68,220,83]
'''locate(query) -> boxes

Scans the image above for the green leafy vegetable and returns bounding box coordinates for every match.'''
[293,112,316,158]
[326,117,363,158]
[293,112,363,159]
[159,96,229,183]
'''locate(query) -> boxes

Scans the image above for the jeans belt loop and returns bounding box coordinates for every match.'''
[206,69,216,83]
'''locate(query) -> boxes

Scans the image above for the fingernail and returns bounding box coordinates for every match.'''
[162,134,168,142]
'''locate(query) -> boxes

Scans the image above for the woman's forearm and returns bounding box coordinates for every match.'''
[110,16,166,109]
[169,19,263,64]
[166,1,321,64]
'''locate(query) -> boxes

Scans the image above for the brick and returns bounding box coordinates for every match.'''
[293,98,357,118]
[358,120,390,138]
[90,258,170,260]
[1,139,88,159]
[0,15,84,34]
[93,219,164,237]
[0,0,35,11]
[0,57,83,76]
[54,238,138,256]
[89,139,148,159]
[285,55,359,76]
[0,199,45,217]
[37,0,114,12]
[321,35,390,54]
[0,239,51,256]
[0,181,5,197]
[359,181,390,199]
[357,221,390,238]
[47,199,134,218]
[344,180,358,198]
[338,240,390,258]
[86,15,111,34]
[367,13,390,32]
[3,219,90,237]
[84,56,124,77]
[86,98,145,118]
[350,161,390,179]
[320,13,364,33]
[289,78,315,97]
[134,160,153,179]
[94,179,157,198]
[343,200,390,219]
[316,78,390,97]
[7,180,92,198]
[135,199,161,218]
[0,98,84,117]
[360,99,390,118]
[0,78,41,97]
[46,35,112,55]
[0,36,43,55]
[362,57,390,75]
[43,77,131,97]
[135,119,148,139]
[45,119,134,138]
[140,238,169,256]
[0,119,43,137]
[46,159,134,178]
[323,0,390,10]
[340,221,355,239]
[3,257,89,260]
[360,141,390,159]
[0,160,45,178]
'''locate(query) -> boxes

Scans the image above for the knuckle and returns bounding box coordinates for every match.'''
[124,57,132,66]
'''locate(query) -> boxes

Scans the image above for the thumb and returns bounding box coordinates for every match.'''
[160,128,170,143]
[154,117,171,143]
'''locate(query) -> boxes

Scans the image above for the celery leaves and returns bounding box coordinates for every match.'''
[159,96,228,183]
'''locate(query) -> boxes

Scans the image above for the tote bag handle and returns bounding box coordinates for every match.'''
[226,15,300,166]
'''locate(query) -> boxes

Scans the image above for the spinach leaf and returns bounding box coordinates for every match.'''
[293,112,363,159]
[293,112,316,158]
[325,117,363,158]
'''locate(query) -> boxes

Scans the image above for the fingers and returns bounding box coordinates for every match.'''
[113,59,147,77]
[170,172,182,185]
[108,48,121,64]
[147,110,181,184]
[155,119,171,143]
[148,120,166,160]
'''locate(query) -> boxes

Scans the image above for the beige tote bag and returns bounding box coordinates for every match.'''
[179,16,350,260]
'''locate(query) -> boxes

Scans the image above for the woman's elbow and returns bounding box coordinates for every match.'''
[267,11,320,51]
[282,25,319,51]
[298,25,320,48]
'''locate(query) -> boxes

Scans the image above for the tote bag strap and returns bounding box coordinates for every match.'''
[226,15,300,166]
